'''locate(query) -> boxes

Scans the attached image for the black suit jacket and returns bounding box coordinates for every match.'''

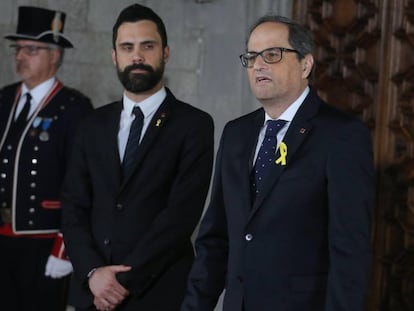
[182,89,374,311]
[0,81,92,233]
[61,88,214,310]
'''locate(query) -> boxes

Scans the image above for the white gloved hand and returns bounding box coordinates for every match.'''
[45,255,73,279]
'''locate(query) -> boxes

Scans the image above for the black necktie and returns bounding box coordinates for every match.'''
[10,93,32,137]
[251,119,287,197]
[122,106,144,179]
[15,93,32,126]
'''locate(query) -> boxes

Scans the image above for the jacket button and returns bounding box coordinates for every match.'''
[103,239,111,245]
[28,220,34,226]
[2,158,8,164]
[30,170,37,176]
[245,234,253,241]
[1,173,6,178]
[116,203,123,211]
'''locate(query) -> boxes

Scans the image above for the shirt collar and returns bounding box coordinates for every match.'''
[123,87,167,118]
[264,86,310,123]
[21,77,56,103]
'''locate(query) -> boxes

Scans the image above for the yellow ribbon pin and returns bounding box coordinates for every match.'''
[156,119,162,127]
[275,142,287,166]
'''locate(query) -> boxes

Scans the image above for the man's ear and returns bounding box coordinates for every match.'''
[111,49,117,66]
[50,48,61,67]
[163,46,170,64]
[302,54,314,79]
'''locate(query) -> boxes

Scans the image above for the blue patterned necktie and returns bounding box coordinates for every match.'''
[122,106,144,179]
[252,119,287,197]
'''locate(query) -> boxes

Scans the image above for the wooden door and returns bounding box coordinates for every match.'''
[293,0,414,309]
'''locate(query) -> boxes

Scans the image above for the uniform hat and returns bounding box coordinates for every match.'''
[4,6,74,48]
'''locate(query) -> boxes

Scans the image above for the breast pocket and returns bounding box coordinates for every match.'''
[280,166,317,182]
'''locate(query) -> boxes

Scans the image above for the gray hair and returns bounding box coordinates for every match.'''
[246,15,314,61]
[47,43,65,68]
[246,15,315,81]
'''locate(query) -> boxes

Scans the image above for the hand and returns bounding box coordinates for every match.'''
[89,265,131,311]
[44,255,73,278]
[94,296,116,311]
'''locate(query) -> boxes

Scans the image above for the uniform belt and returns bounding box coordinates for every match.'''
[0,208,11,224]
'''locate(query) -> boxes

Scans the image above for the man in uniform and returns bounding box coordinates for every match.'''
[0,6,93,311]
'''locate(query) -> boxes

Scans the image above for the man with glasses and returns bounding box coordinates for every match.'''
[182,15,374,311]
[0,6,92,311]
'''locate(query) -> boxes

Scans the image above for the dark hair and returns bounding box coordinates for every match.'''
[112,3,168,50]
[247,15,314,61]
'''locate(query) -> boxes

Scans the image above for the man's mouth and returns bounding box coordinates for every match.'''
[130,68,149,74]
[256,76,272,83]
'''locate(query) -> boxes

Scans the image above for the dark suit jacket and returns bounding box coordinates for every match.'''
[0,81,92,233]
[182,89,374,311]
[61,88,214,310]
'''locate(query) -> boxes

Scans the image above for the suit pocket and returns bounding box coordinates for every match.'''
[290,274,327,292]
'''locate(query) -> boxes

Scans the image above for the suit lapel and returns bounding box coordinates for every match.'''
[103,101,123,187]
[249,90,320,218]
[240,110,265,211]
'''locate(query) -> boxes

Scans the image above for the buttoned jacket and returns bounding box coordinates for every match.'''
[61,88,214,310]
[182,89,375,311]
[0,81,92,233]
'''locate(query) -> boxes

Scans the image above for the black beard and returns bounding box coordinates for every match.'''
[116,62,164,93]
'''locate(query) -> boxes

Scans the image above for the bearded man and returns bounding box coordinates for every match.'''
[61,4,214,311]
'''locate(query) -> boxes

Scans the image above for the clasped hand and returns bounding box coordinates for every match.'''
[88,265,131,311]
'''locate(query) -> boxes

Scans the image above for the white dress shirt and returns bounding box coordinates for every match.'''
[15,77,56,120]
[118,87,167,161]
[253,86,310,164]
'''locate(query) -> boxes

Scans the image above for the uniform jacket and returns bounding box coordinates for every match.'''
[181,89,375,311]
[0,81,92,234]
[61,88,214,310]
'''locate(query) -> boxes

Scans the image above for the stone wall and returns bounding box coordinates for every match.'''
[0,1,292,309]
[0,0,291,143]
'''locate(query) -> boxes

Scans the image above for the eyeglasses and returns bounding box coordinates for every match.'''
[9,44,51,56]
[239,47,300,68]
